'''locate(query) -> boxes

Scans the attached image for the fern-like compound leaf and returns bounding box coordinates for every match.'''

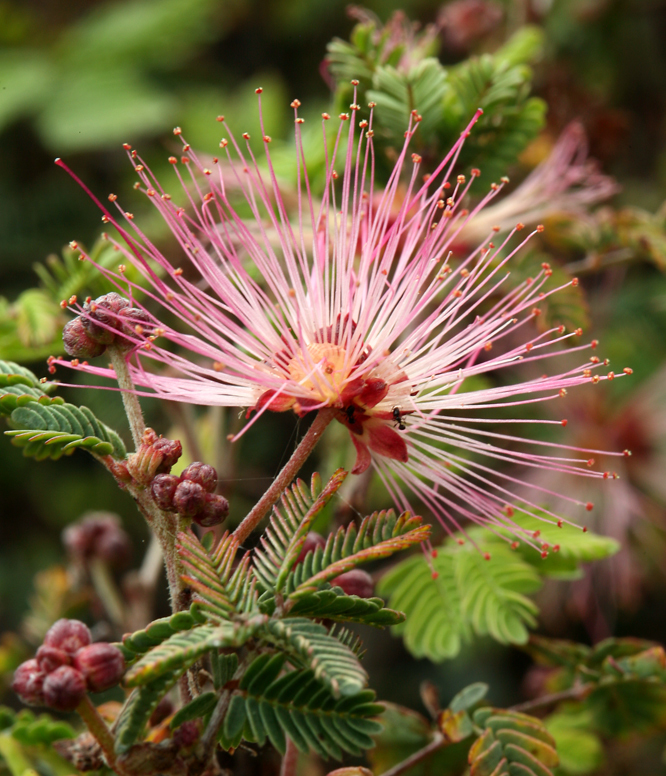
[469,708,559,776]
[262,617,368,697]
[288,509,430,597]
[253,469,347,594]
[221,655,383,758]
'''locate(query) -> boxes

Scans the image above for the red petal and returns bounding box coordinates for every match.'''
[349,434,372,474]
[357,378,388,409]
[255,390,296,413]
[365,419,408,462]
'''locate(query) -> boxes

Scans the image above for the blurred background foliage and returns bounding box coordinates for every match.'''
[3,0,666,773]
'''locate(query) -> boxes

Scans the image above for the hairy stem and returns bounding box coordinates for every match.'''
[279,738,299,776]
[108,345,145,450]
[76,695,122,774]
[233,408,336,545]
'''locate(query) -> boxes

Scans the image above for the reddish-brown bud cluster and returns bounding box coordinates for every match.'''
[12,619,125,711]
[126,428,183,486]
[63,511,132,567]
[151,462,229,527]
[63,292,153,359]
[330,569,374,598]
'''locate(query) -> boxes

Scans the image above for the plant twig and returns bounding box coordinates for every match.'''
[509,683,594,713]
[280,737,299,776]
[108,345,146,450]
[378,732,445,776]
[233,407,336,545]
[76,695,124,774]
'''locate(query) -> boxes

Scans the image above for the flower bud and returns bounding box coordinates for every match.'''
[12,659,46,706]
[151,438,183,474]
[330,569,374,598]
[173,480,206,517]
[118,306,154,339]
[296,532,326,565]
[74,643,125,692]
[63,318,107,359]
[63,512,131,567]
[43,665,86,711]
[193,493,229,527]
[44,619,92,655]
[36,645,71,673]
[151,473,181,510]
[172,720,201,749]
[126,430,182,485]
[81,292,130,344]
[181,462,217,493]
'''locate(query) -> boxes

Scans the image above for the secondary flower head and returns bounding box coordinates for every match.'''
[53,85,629,552]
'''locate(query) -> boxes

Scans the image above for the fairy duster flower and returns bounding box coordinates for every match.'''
[53,86,629,551]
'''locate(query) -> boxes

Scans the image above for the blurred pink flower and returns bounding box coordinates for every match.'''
[53,90,628,551]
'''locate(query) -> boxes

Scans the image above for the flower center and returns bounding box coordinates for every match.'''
[287,343,350,405]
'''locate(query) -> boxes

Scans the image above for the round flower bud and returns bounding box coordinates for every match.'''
[81,292,130,344]
[73,643,125,692]
[44,619,92,655]
[295,532,326,565]
[181,462,217,493]
[63,512,131,567]
[193,493,229,527]
[172,720,200,749]
[173,480,206,517]
[43,665,86,711]
[151,438,183,474]
[118,306,154,339]
[36,645,71,674]
[151,473,181,510]
[96,527,132,566]
[12,659,46,706]
[330,569,374,598]
[63,318,106,359]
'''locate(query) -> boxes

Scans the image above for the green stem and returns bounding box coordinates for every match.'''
[233,408,336,545]
[76,695,121,774]
[0,733,33,776]
[108,345,145,451]
[89,557,125,628]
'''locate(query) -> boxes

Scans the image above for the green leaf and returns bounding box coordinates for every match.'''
[226,659,383,758]
[449,683,489,714]
[287,587,405,627]
[8,712,75,746]
[369,58,449,142]
[253,469,347,594]
[262,617,368,697]
[0,51,53,131]
[544,709,603,775]
[124,621,262,686]
[170,692,218,729]
[289,508,430,597]
[176,530,251,619]
[1,368,126,460]
[470,708,559,776]
[115,671,182,753]
[480,511,619,580]
[378,540,541,661]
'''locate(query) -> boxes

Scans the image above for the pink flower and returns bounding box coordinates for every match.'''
[53,87,629,551]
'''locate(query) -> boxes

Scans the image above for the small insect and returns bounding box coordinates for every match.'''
[392,406,406,431]
[345,405,356,424]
